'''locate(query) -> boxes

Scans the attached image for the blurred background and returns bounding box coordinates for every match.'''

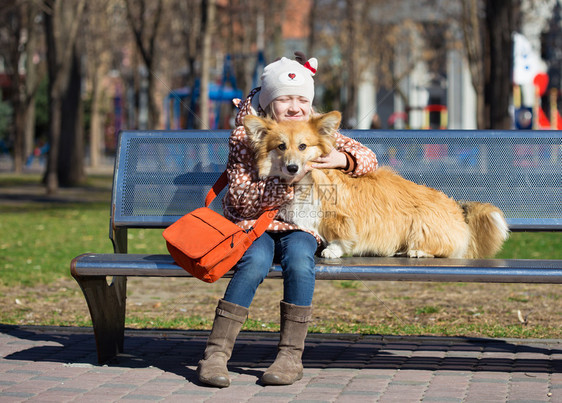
[0,0,560,192]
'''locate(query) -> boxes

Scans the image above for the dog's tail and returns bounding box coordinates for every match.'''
[460,201,510,258]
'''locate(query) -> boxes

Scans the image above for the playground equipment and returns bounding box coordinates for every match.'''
[513,71,562,130]
[164,83,242,130]
[164,52,266,130]
[165,54,244,130]
[422,104,448,130]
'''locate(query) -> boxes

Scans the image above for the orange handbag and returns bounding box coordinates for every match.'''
[162,171,278,283]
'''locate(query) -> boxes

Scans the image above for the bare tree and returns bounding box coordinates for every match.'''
[175,0,201,90]
[199,0,216,130]
[484,0,518,129]
[268,1,286,59]
[461,0,519,129]
[125,0,164,129]
[57,44,84,186]
[84,0,113,168]
[221,0,259,95]
[307,0,319,56]
[340,0,390,128]
[311,0,412,124]
[461,0,486,128]
[0,1,25,172]
[342,0,359,128]
[43,0,86,193]
[22,1,43,163]
[0,0,43,173]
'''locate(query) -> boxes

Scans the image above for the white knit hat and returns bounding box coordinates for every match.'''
[258,55,318,110]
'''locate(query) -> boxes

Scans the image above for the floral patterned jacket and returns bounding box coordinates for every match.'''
[223,88,379,242]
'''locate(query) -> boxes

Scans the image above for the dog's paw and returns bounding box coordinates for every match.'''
[407,249,434,258]
[321,248,342,259]
[321,244,344,259]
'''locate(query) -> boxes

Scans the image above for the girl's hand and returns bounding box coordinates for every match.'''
[311,148,348,169]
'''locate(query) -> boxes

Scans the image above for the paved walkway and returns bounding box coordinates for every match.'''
[0,325,560,402]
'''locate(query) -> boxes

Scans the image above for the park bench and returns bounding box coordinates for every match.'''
[71,128,562,364]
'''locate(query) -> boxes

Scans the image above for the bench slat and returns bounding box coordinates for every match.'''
[71,253,562,284]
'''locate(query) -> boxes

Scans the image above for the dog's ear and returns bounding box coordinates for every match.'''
[313,111,342,136]
[243,115,271,143]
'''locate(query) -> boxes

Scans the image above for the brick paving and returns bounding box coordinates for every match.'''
[0,325,560,402]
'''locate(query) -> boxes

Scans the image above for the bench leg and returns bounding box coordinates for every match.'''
[74,275,127,364]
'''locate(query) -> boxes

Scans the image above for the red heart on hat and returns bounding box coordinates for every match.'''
[288,73,296,79]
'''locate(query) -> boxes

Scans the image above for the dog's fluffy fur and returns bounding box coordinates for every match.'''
[244,111,509,259]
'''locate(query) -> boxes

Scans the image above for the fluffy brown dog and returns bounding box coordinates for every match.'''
[243,111,509,259]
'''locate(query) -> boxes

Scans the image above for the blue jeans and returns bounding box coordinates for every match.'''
[223,231,317,308]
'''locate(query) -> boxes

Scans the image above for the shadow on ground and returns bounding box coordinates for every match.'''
[2,324,560,384]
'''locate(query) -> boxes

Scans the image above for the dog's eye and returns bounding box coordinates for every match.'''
[298,144,307,151]
[278,143,286,151]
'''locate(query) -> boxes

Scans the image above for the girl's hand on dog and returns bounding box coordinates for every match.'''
[311,148,348,170]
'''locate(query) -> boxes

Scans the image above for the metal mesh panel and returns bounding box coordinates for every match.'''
[353,131,562,229]
[114,132,229,226]
[113,130,562,229]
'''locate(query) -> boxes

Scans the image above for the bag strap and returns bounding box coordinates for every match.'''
[251,208,279,236]
[204,170,279,234]
[205,171,229,207]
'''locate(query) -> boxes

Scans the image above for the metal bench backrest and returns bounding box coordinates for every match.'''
[111,130,562,242]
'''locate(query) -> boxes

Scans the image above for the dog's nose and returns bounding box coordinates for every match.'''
[286,164,299,174]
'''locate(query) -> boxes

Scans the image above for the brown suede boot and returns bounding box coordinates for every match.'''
[261,301,312,385]
[197,299,248,387]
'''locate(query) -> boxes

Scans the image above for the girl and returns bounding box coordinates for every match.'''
[197,53,379,387]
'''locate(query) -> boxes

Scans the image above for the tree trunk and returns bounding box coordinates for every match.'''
[87,0,111,168]
[89,58,109,168]
[44,2,60,193]
[461,0,486,129]
[58,47,84,187]
[180,0,200,91]
[45,95,61,193]
[90,68,102,168]
[23,0,40,162]
[147,66,159,129]
[5,3,24,173]
[43,0,86,193]
[12,99,24,173]
[199,0,216,130]
[485,0,514,130]
[307,0,318,57]
[23,101,36,161]
[11,49,24,173]
[343,0,358,129]
[125,0,163,129]
[271,2,285,59]
[462,0,515,129]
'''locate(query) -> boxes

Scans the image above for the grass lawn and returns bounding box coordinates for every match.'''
[1,173,561,338]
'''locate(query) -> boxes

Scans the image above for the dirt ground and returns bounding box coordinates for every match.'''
[2,275,560,337]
